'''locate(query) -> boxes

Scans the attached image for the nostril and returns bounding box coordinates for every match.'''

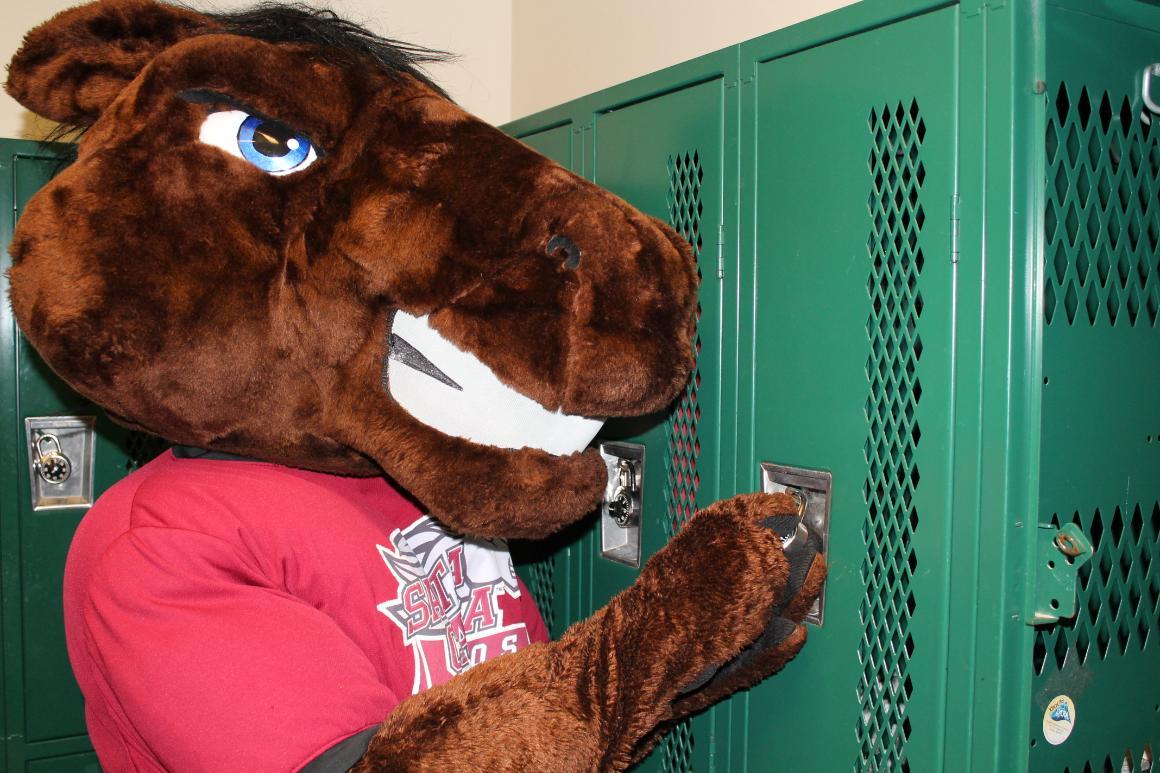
[546,234,582,270]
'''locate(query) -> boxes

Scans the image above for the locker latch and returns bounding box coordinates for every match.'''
[608,459,639,527]
[599,441,645,568]
[24,416,97,511]
[761,462,831,626]
[1026,523,1093,626]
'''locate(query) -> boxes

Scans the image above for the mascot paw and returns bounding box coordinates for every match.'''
[678,492,826,696]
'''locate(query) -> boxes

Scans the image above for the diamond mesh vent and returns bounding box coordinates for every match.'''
[1062,742,1153,773]
[527,557,556,634]
[1032,501,1159,675]
[667,150,705,256]
[124,431,170,471]
[856,100,926,772]
[664,152,703,540]
[656,151,705,771]
[660,718,695,773]
[1044,84,1160,327]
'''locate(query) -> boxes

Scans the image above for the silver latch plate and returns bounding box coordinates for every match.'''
[761,461,832,626]
[599,441,645,568]
[25,416,97,511]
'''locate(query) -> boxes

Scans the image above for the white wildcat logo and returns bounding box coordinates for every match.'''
[376,516,529,693]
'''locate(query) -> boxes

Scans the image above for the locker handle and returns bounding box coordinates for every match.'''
[1142,63,1160,117]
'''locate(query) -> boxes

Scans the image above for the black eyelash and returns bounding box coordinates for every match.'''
[178,88,256,113]
[177,89,325,156]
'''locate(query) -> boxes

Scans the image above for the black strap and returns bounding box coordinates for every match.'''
[300,727,378,773]
[170,445,261,463]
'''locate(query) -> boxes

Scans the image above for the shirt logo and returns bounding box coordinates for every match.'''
[376,516,530,693]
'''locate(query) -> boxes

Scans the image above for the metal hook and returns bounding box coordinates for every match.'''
[1142,64,1160,124]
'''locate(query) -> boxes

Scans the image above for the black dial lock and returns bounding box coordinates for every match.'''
[608,459,639,527]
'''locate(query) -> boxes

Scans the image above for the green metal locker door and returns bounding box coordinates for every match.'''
[741,7,957,771]
[588,75,727,611]
[508,83,736,769]
[516,123,574,174]
[1030,3,1160,771]
[2,139,166,771]
[1,141,101,770]
[584,74,729,772]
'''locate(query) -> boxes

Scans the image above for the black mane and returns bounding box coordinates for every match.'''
[41,2,455,162]
[202,2,454,98]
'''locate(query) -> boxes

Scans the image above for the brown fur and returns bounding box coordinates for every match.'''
[6,1,697,534]
[6,2,825,768]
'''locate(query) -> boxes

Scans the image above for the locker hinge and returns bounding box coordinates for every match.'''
[716,223,725,278]
[950,194,961,264]
[1025,523,1093,626]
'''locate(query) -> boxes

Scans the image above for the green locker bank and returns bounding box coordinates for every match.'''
[2,0,1158,771]
[503,0,1160,770]
[1,146,169,769]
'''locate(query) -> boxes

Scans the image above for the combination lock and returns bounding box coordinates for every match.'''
[599,441,645,568]
[33,434,73,485]
[607,458,640,527]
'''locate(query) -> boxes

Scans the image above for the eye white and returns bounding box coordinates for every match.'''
[196,110,318,176]
[198,110,248,161]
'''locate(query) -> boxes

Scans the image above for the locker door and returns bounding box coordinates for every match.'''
[586,75,728,772]
[516,122,574,171]
[1030,4,1160,771]
[1,141,165,771]
[742,7,958,771]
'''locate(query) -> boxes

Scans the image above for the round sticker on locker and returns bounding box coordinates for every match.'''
[1042,694,1076,745]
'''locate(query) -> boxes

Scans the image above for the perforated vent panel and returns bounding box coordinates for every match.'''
[656,151,705,772]
[1033,73,1160,771]
[1033,503,1159,676]
[1032,501,1159,772]
[660,718,695,773]
[527,557,556,634]
[1044,84,1160,327]
[664,151,704,540]
[1061,743,1154,773]
[857,100,926,772]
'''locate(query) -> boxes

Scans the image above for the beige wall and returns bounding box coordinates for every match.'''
[0,0,513,139]
[3,1,858,138]
[511,0,858,120]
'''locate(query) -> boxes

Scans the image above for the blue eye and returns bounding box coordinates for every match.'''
[198,110,319,176]
[237,115,313,173]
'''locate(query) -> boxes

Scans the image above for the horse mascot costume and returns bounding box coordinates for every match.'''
[5,1,825,769]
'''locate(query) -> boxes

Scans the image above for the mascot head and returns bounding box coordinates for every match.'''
[5,0,698,537]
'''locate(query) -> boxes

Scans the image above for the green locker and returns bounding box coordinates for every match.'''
[1031,4,1160,771]
[587,66,731,773]
[512,50,741,770]
[1,139,166,771]
[742,8,958,771]
[506,1,1160,770]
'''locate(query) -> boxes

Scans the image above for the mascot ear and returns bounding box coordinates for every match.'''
[5,0,209,126]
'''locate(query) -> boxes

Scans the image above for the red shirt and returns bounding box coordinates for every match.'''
[63,451,548,772]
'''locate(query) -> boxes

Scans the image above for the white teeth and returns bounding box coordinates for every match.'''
[387,311,604,455]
